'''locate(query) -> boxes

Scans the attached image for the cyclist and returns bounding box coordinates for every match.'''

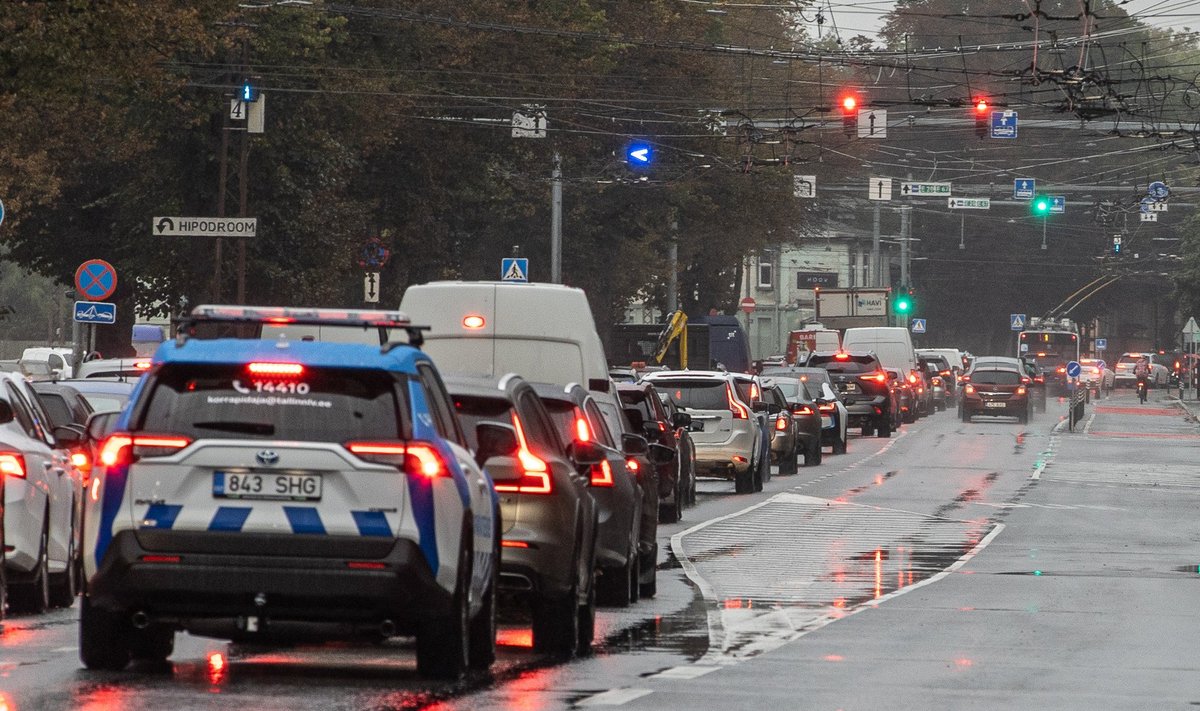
[1134,357,1151,401]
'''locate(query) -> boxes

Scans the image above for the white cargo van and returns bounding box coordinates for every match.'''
[399,281,611,392]
[841,327,917,375]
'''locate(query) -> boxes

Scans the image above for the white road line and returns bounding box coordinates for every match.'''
[1082,412,1096,434]
[647,665,721,680]
[576,688,654,706]
[51,646,79,653]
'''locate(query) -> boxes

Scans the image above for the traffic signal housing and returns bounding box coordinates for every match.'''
[242,80,258,102]
[841,95,857,137]
[974,98,989,138]
[1032,195,1050,216]
[625,141,653,168]
[893,289,913,315]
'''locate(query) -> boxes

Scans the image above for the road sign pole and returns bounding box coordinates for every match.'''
[551,152,562,284]
[1041,216,1047,250]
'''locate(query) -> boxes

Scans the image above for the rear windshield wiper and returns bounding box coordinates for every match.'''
[192,421,276,436]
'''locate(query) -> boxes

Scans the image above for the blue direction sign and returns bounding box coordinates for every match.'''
[1013,178,1035,200]
[501,257,529,283]
[1066,360,1082,378]
[910,318,927,334]
[1049,196,1065,214]
[73,301,116,324]
[1095,338,1107,351]
[1149,181,1170,200]
[0,197,5,227]
[1010,313,1026,331]
[990,110,1018,139]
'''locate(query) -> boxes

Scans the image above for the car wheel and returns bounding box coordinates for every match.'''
[532,555,580,657]
[576,565,597,657]
[962,407,972,423]
[128,624,175,664]
[468,536,500,669]
[79,596,131,671]
[0,528,6,622]
[49,511,79,608]
[659,484,682,524]
[833,433,847,455]
[876,418,892,438]
[417,544,471,678]
[780,443,799,475]
[803,438,822,466]
[11,521,50,614]
[628,545,641,604]
[638,553,658,600]
[734,464,754,494]
[753,452,766,492]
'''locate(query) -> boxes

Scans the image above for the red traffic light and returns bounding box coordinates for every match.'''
[841,95,857,113]
[975,99,989,113]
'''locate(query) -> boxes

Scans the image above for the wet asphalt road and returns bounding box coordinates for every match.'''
[3,387,1200,710]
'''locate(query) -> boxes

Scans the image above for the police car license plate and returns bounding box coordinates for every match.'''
[985,401,1006,409]
[213,471,322,501]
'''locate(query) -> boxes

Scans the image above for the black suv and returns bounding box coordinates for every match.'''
[806,351,895,438]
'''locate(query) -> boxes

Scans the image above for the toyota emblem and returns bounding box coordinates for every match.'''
[256,450,280,466]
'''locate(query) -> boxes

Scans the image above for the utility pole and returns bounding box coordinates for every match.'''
[871,203,881,286]
[550,152,562,283]
[900,205,911,287]
[236,38,250,304]
[214,89,231,302]
[667,217,678,313]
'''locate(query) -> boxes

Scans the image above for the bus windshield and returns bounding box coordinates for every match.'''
[1018,330,1079,368]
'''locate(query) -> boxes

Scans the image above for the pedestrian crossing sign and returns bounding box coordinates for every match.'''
[910,318,926,334]
[501,257,529,283]
[1010,313,1026,331]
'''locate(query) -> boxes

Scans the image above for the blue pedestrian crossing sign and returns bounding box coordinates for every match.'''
[990,110,1018,139]
[1095,338,1107,350]
[501,257,529,283]
[910,318,927,334]
[1010,313,1026,331]
[1013,178,1035,200]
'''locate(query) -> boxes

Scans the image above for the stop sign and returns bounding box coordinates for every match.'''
[739,297,757,314]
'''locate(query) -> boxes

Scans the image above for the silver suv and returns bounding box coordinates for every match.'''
[642,371,765,494]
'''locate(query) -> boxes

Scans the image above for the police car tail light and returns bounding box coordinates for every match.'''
[99,434,135,467]
[0,451,26,479]
[133,360,152,370]
[590,459,614,487]
[248,362,305,376]
[346,441,448,478]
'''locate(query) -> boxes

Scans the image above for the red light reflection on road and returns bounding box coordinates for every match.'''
[874,549,883,599]
[955,658,974,668]
[207,651,227,686]
[0,691,12,711]
[0,627,35,649]
[497,628,534,648]
[724,598,753,609]
[74,687,132,711]
[824,654,844,662]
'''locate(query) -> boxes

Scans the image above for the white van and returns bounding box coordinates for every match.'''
[841,327,917,375]
[399,281,612,392]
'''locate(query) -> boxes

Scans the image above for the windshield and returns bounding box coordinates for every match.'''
[654,379,728,410]
[809,355,879,374]
[1018,330,1079,367]
[139,364,405,442]
[970,369,1021,386]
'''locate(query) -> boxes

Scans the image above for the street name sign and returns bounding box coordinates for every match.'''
[154,217,257,238]
[901,182,951,196]
[948,197,990,209]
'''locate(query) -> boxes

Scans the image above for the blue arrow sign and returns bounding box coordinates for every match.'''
[1013,178,1035,200]
[1010,313,1026,331]
[501,257,529,283]
[1050,196,1065,214]
[73,300,116,324]
[626,142,653,166]
[990,110,1018,139]
[1095,338,1107,351]
[1066,360,1081,378]
[910,318,927,334]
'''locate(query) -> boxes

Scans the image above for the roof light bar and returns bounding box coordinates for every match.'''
[190,305,415,329]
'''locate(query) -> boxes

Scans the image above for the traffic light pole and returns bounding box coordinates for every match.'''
[1041,215,1048,250]
[551,151,562,283]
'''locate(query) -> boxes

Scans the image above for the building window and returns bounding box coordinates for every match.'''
[758,261,774,290]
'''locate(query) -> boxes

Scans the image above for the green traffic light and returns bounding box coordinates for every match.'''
[894,294,912,313]
[1032,196,1050,215]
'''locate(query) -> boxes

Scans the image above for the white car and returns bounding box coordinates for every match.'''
[1113,352,1169,387]
[1,371,82,614]
[1079,358,1115,391]
[80,305,500,679]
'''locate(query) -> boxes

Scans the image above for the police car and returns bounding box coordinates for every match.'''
[79,305,500,679]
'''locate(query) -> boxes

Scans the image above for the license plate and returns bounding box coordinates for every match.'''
[821,417,833,428]
[984,401,1006,409]
[842,384,859,393]
[213,471,322,501]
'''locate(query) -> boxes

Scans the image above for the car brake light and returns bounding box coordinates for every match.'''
[346,441,449,478]
[834,352,850,360]
[859,371,887,384]
[1016,386,1027,395]
[493,415,552,494]
[0,452,26,478]
[1034,375,1044,383]
[1056,366,1066,374]
[817,403,836,413]
[727,385,750,419]
[626,457,640,473]
[575,415,592,442]
[99,434,134,467]
[462,314,486,329]
[964,384,976,395]
[907,373,918,384]
[939,370,951,377]
[248,362,304,376]
[775,415,789,431]
[133,360,152,370]
[658,421,667,432]
[99,433,191,466]
[792,405,814,416]
[590,459,614,487]
[932,377,943,386]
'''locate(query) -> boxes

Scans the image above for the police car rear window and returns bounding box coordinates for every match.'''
[138,364,405,442]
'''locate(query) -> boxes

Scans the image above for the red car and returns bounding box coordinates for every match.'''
[960,359,1031,424]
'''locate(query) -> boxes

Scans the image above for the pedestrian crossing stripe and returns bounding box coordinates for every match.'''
[501,257,528,282]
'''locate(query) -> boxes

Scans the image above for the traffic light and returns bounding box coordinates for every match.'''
[1032,195,1050,216]
[893,289,913,315]
[1113,236,1122,254]
[242,80,258,102]
[625,141,653,168]
[974,98,989,138]
[841,95,857,137]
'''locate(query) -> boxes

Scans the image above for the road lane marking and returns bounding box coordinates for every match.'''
[576,688,654,706]
[647,665,721,680]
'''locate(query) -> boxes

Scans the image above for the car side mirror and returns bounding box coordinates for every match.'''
[768,402,782,415]
[0,400,12,425]
[622,433,649,456]
[887,372,899,381]
[751,401,769,413]
[53,425,85,449]
[622,406,646,431]
[474,422,519,467]
[641,421,660,439]
[647,442,674,465]
[688,420,705,433]
[670,411,691,429]
[569,439,604,467]
[85,411,120,442]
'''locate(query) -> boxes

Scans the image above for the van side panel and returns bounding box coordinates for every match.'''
[842,327,916,374]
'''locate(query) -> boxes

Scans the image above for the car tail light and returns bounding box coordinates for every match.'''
[817,403,836,413]
[590,459,614,487]
[964,384,976,395]
[834,352,850,360]
[71,450,92,482]
[575,414,592,442]
[774,415,789,430]
[0,451,25,479]
[792,404,814,416]
[960,374,970,383]
[133,360,152,370]
[99,433,192,466]
[939,370,952,377]
[907,373,918,384]
[657,421,667,432]
[247,362,305,376]
[1056,366,1066,374]
[859,371,887,384]
[347,441,449,478]
[626,457,641,473]
[1034,375,1044,383]
[1093,367,1101,375]
[727,385,750,419]
[1016,386,1027,395]
[1020,376,1031,384]
[932,377,943,386]
[493,415,552,494]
